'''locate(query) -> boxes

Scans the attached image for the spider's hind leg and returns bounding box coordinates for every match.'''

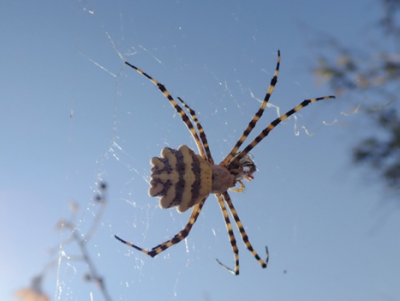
[115,200,206,257]
[177,97,213,164]
[124,62,207,159]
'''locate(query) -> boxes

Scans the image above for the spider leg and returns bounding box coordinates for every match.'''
[228,180,245,193]
[222,191,269,269]
[115,199,206,257]
[234,95,335,163]
[177,97,214,164]
[125,62,207,159]
[221,50,281,166]
[215,194,240,275]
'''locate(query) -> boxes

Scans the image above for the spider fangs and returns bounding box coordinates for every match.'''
[229,153,257,182]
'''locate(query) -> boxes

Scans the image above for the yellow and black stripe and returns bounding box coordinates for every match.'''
[148,145,212,213]
[222,50,281,166]
[117,54,335,276]
[125,62,207,160]
[223,192,269,269]
[177,97,214,164]
[115,199,206,257]
[215,194,240,275]
[233,95,335,164]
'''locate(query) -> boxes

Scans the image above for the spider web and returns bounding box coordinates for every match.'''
[11,1,396,301]
[58,9,341,297]
[49,3,342,298]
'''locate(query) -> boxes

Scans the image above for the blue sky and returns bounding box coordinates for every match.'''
[2,1,399,300]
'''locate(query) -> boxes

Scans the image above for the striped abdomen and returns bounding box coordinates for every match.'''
[148,145,213,213]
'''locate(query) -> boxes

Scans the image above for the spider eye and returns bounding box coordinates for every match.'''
[233,154,257,181]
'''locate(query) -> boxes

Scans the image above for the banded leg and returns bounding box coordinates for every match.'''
[221,50,281,166]
[223,191,269,269]
[215,194,240,275]
[115,199,206,257]
[177,97,214,164]
[232,95,336,164]
[125,62,207,159]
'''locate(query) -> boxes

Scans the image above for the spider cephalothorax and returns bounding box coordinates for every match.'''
[115,51,335,275]
[148,146,255,213]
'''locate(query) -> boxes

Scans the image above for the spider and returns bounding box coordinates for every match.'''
[115,50,335,275]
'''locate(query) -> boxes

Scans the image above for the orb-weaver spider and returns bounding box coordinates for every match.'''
[115,50,335,275]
